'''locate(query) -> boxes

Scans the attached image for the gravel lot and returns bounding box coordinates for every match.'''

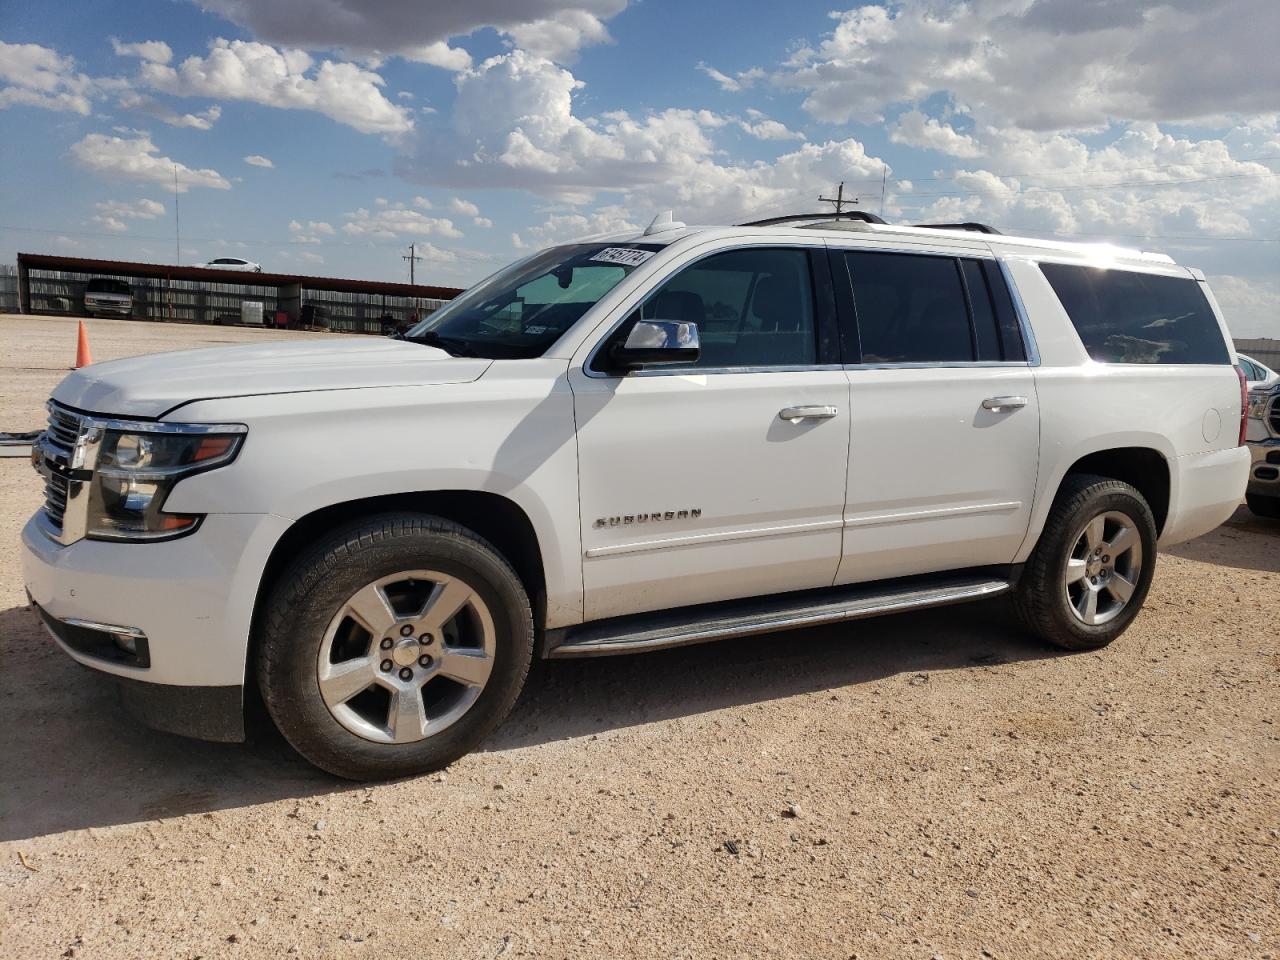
[1,315,1277,959]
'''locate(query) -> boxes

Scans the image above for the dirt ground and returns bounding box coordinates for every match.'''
[1,315,1277,959]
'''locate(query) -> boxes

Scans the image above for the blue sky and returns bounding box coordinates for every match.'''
[1,0,1277,335]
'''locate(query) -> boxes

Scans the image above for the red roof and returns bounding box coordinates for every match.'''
[17,252,463,300]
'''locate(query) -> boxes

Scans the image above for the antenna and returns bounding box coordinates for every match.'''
[818,181,858,214]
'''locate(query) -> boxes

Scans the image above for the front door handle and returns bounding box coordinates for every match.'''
[778,405,839,422]
[981,395,1028,412]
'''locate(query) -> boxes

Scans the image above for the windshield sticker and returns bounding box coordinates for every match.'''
[589,247,655,267]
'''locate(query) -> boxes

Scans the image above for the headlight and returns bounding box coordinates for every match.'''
[87,423,245,541]
[1247,391,1271,420]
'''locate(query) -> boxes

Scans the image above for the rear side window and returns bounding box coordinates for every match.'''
[843,252,973,363]
[1040,263,1229,364]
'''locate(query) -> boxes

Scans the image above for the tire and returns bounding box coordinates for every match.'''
[1246,493,1280,519]
[257,512,533,780]
[1013,474,1158,651]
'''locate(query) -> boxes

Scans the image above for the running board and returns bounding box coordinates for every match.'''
[545,573,1011,658]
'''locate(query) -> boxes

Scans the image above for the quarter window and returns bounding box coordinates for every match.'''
[843,252,974,363]
[1040,263,1230,365]
[633,248,818,368]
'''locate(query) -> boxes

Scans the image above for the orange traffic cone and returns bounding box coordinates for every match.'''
[74,320,94,369]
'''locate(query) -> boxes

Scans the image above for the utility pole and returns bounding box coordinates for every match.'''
[173,164,181,265]
[818,181,858,214]
[879,164,888,218]
[402,243,423,320]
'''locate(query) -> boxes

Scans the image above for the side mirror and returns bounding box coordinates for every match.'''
[609,320,700,370]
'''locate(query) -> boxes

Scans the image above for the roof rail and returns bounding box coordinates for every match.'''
[913,222,1002,235]
[738,210,888,227]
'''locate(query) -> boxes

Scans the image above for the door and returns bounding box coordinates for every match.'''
[832,249,1041,583]
[569,246,851,621]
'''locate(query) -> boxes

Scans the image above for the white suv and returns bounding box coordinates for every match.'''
[23,212,1250,779]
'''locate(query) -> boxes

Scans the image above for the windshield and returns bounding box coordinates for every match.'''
[86,278,130,295]
[403,242,663,359]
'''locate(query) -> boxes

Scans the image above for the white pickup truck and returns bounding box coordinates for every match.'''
[23,212,1250,779]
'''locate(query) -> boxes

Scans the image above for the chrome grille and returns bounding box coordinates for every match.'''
[1270,394,1280,437]
[47,404,84,452]
[40,403,86,533]
[44,471,70,528]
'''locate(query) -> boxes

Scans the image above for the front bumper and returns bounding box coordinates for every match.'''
[1247,438,1280,496]
[21,510,292,741]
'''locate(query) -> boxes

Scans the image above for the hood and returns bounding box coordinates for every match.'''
[52,337,492,418]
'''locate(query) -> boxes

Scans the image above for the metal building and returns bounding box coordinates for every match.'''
[15,253,463,334]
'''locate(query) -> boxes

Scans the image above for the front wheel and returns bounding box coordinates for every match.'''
[1013,474,1157,651]
[257,513,533,780]
[1246,493,1280,519]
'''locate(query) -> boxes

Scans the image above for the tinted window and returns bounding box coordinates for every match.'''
[1040,263,1229,364]
[962,260,1001,361]
[86,278,129,295]
[844,252,973,363]
[961,259,1026,362]
[636,248,816,367]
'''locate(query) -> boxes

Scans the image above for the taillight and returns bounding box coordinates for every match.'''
[1236,365,1248,446]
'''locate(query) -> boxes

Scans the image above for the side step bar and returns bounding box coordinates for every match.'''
[546,573,1012,658]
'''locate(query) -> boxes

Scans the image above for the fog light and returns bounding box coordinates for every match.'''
[113,633,138,656]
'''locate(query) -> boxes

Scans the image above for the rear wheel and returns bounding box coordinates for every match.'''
[257,513,533,780]
[1014,474,1157,651]
[1246,493,1280,519]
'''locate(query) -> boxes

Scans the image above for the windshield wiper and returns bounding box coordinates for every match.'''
[402,330,479,357]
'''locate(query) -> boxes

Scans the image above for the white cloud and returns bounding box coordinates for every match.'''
[88,197,165,233]
[403,41,472,72]
[898,122,1280,241]
[449,197,480,217]
[776,1,1280,131]
[341,204,463,239]
[0,40,95,115]
[736,117,801,141]
[399,50,889,223]
[473,216,493,228]
[889,109,981,158]
[244,154,274,167]
[1211,275,1280,339]
[513,204,638,248]
[505,9,612,64]
[110,38,172,64]
[696,62,763,93]
[123,38,412,135]
[95,198,166,226]
[199,0,627,64]
[412,196,432,209]
[70,132,232,191]
[117,92,222,129]
[288,219,336,243]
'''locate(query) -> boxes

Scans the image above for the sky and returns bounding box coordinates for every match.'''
[0,0,1277,336]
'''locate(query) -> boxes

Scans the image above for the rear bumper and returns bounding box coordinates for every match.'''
[1246,438,1280,496]
[1160,445,1250,546]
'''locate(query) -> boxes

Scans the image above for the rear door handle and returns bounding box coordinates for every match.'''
[981,395,1028,412]
[778,405,839,422]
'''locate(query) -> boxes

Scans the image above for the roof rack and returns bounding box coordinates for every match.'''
[913,222,1002,235]
[738,210,888,227]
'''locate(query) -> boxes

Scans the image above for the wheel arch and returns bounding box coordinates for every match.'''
[1062,447,1171,535]
[1019,441,1174,563]
[247,491,549,683]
